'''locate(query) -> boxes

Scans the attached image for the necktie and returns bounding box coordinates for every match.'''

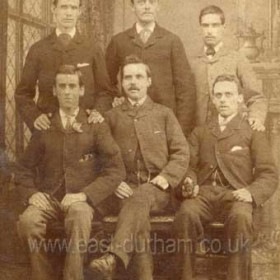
[65,115,72,131]
[219,117,228,131]
[58,33,72,48]
[139,29,151,44]
[206,46,216,57]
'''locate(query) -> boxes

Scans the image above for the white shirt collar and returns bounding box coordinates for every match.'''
[218,112,237,126]
[136,22,156,34]
[128,96,147,107]
[59,108,79,128]
[56,27,76,38]
[204,41,224,58]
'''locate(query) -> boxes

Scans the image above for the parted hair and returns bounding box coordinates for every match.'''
[212,74,242,95]
[54,65,84,87]
[120,55,152,79]
[199,5,225,25]
[53,0,82,7]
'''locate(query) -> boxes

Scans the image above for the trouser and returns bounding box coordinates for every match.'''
[173,184,253,280]
[109,182,170,280]
[17,200,94,280]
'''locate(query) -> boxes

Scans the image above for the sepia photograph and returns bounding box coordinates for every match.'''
[0,0,279,279]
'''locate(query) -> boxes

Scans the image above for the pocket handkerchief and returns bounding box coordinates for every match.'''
[230,146,244,152]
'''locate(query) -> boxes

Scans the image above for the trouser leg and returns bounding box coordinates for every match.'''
[173,195,213,280]
[222,201,253,280]
[17,205,59,280]
[109,183,169,279]
[63,201,94,280]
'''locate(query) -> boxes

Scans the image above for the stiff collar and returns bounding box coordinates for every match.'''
[135,22,156,34]
[127,95,147,107]
[56,27,76,38]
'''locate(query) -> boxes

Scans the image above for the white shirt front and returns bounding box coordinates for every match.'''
[56,27,76,38]
[218,113,237,131]
[204,41,224,59]
[59,108,79,129]
[136,22,156,34]
[128,96,147,107]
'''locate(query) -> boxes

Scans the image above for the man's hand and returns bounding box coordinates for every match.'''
[248,117,265,132]
[34,113,52,130]
[114,182,133,199]
[182,177,199,199]
[232,188,253,203]
[29,192,52,211]
[61,193,87,212]
[112,97,125,108]
[86,109,104,124]
[150,175,169,190]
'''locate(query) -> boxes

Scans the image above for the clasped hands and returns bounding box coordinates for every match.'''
[28,192,87,212]
[115,175,169,199]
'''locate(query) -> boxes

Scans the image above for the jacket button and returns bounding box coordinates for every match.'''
[128,149,133,153]
[134,119,138,122]
[210,165,214,169]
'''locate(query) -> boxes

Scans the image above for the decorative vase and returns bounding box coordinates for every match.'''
[237,25,265,62]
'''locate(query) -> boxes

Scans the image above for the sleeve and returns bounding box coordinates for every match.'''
[171,36,196,136]
[82,122,126,207]
[14,131,45,203]
[105,37,121,93]
[14,45,42,130]
[236,53,268,124]
[159,110,190,188]
[92,44,117,113]
[245,131,278,207]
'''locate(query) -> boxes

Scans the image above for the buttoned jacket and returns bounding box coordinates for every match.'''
[15,31,113,130]
[105,97,190,188]
[15,109,125,213]
[187,114,278,207]
[190,45,267,126]
[106,24,196,136]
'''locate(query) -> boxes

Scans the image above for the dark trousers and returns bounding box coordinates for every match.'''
[173,184,253,280]
[109,182,170,280]
[17,201,94,280]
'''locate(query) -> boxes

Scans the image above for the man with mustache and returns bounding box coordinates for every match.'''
[191,5,267,131]
[106,0,196,136]
[15,65,125,280]
[89,55,190,280]
[174,74,278,280]
[15,0,112,132]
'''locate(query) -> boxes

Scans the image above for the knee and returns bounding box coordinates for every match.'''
[17,209,45,240]
[66,202,94,225]
[226,210,253,234]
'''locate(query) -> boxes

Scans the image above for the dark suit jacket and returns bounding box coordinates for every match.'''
[106,24,196,136]
[187,114,278,207]
[15,31,114,130]
[15,109,125,214]
[105,97,190,189]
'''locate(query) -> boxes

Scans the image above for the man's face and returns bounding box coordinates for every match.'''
[200,13,225,47]
[53,73,84,110]
[52,0,81,31]
[122,63,151,102]
[132,0,159,25]
[212,81,243,118]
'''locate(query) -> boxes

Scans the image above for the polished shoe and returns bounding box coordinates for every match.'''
[88,253,117,280]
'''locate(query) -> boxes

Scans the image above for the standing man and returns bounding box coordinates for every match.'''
[16,65,125,280]
[89,55,190,280]
[192,5,267,130]
[106,0,196,136]
[15,0,113,131]
[174,74,278,280]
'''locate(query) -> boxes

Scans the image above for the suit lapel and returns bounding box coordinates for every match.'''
[128,24,164,49]
[121,97,154,118]
[49,31,83,52]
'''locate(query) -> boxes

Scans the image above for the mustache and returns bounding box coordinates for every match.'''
[128,86,140,91]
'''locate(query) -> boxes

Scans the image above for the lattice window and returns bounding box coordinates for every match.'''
[5,0,52,161]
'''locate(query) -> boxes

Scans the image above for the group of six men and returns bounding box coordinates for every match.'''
[13,0,278,280]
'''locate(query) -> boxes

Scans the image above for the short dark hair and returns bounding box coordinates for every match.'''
[131,0,158,4]
[120,55,152,80]
[212,74,242,95]
[199,5,225,25]
[53,0,82,7]
[54,64,84,87]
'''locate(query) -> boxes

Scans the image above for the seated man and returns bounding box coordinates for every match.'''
[174,74,278,280]
[15,65,125,280]
[89,55,190,280]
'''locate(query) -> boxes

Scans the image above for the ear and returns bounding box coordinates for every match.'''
[147,77,152,87]
[79,86,85,97]
[237,94,244,104]
[53,86,57,97]
[51,4,56,14]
